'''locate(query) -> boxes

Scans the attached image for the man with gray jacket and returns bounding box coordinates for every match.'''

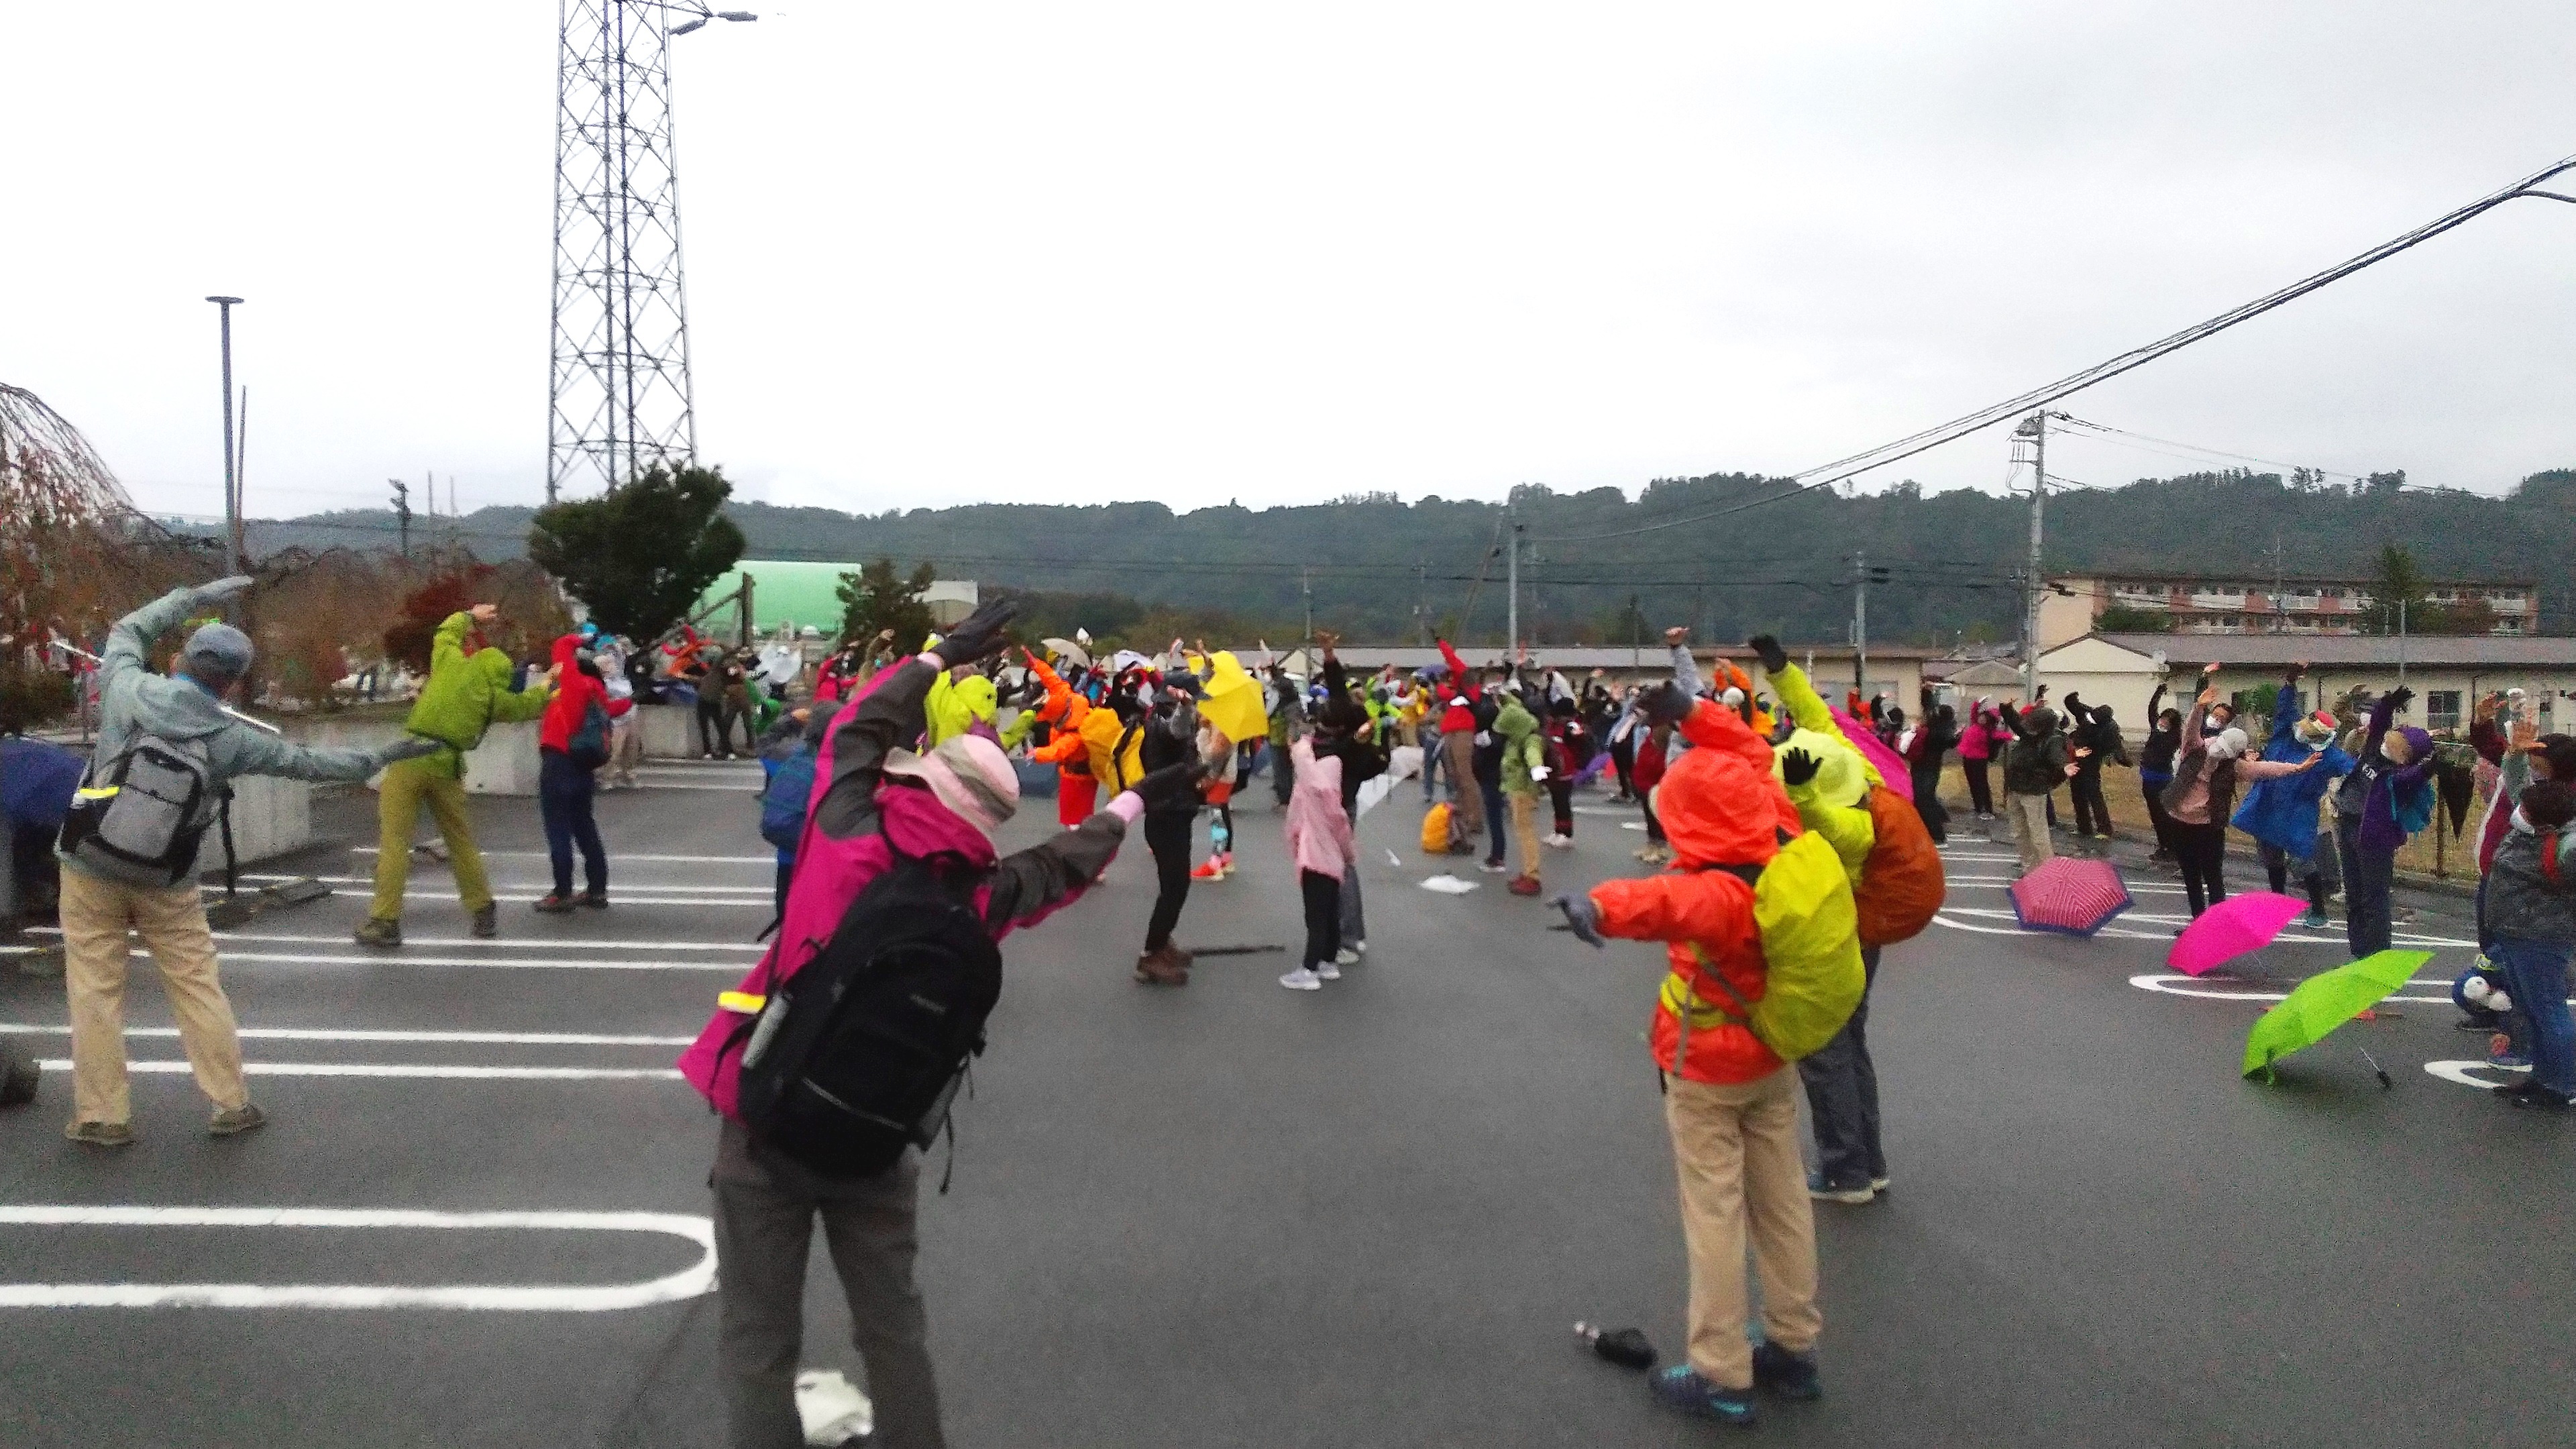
[55,576,437,1147]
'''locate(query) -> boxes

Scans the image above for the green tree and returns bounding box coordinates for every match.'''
[2093,603,2172,633]
[836,557,937,653]
[2366,544,2430,636]
[526,464,747,641]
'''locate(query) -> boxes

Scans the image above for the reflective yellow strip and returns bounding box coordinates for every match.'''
[76,786,119,799]
[1658,971,1736,1028]
[716,991,766,1014]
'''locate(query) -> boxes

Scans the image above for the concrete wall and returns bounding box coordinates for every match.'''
[636,704,698,759]
[189,773,313,877]
[279,714,543,797]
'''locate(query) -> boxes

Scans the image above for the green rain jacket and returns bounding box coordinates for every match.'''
[402,612,553,777]
[1496,694,1546,796]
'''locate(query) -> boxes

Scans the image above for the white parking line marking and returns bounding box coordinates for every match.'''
[17,927,766,952]
[1,1024,694,1046]
[244,874,774,897]
[351,849,775,864]
[39,1059,684,1081]
[0,1207,714,1311]
[213,953,746,972]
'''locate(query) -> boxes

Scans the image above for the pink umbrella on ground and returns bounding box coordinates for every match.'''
[2007,857,2133,937]
[1829,708,1913,802]
[2166,892,2308,977]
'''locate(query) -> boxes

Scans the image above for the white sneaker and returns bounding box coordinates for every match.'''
[1478,860,1509,874]
[1315,959,1342,980]
[1333,947,1360,966]
[1279,967,1324,991]
[1544,833,1573,849]
[1352,940,1367,955]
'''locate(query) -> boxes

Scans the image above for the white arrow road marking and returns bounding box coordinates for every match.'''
[2125,973,2506,1006]
[38,1059,682,1081]
[0,1207,714,1311]
[2426,1059,2527,1091]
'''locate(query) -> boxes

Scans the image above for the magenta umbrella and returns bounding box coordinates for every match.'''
[1829,708,1913,802]
[2007,857,2133,937]
[2166,892,2309,977]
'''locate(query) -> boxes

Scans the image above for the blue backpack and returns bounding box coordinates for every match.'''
[760,747,818,852]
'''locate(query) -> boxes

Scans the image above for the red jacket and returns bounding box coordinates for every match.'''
[1435,639,1482,733]
[539,634,607,752]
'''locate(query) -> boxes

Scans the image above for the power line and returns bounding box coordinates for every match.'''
[1529,149,2576,545]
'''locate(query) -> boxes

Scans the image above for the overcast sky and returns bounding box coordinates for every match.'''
[7,2,2571,522]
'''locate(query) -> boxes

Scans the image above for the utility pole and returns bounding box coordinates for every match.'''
[1506,521,1523,654]
[1853,549,1869,697]
[2269,531,2286,633]
[2398,598,2408,685]
[1629,592,1642,669]
[1301,565,1313,646]
[205,296,245,578]
[390,478,412,558]
[1415,560,1428,645]
[2015,411,2049,699]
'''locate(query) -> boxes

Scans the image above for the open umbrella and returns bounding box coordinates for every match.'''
[2007,856,2133,937]
[1193,650,1269,746]
[1827,708,1913,802]
[2167,892,2308,977]
[1039,637,1091,669]
[2242,949,2433,1086]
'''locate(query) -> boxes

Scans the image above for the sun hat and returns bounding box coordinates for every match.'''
[881,734,1019,841]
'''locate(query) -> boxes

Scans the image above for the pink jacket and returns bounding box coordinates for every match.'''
[1283,737,1354,879]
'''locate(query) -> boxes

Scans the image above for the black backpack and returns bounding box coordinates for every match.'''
[729,851,1002,1180]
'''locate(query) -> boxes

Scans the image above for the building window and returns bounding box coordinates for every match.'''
[2427,690,2463,733]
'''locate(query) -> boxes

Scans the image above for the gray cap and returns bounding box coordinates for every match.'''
[180,622,256,689]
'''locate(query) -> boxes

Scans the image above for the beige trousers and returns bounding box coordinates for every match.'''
[1664,1065,1821,1389]
[2006,790,2053,873]
[1441,731,1483,840]
[59,867,250,1125]
[1507,789,1542,880]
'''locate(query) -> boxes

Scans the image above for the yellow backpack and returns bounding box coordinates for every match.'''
[1671,832,1867,1062]
[1420,802,1452,855]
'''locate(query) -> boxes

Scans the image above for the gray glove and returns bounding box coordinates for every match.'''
[378,736,445,764]
[1549,892,1605,948]
[191,576,256,606]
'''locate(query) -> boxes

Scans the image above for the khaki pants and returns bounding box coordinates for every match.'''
[370,758,493,922]
[2005,790,2053,873]
[1664,1066,1821,1389]
[606,712,643,784]
[1442,731,1483,841]
[1507,789,1542,880]
[59,867,250,1125]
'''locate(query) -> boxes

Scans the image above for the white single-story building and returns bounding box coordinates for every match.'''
[2037,632,2576,736]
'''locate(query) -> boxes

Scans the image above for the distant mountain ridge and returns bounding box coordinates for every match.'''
[220,466,2575,644]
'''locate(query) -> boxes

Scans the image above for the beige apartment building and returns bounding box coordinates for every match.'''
[2039,572,2540,649]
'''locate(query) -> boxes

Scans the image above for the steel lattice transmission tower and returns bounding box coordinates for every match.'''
[549,2,755,502]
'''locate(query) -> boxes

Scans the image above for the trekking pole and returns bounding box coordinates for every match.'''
[49,639,284,735]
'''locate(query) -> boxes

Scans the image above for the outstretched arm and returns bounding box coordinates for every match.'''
[810,657,941,839]
[983,812,1130,933]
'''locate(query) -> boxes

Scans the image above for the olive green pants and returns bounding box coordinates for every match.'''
[368,758,492,921]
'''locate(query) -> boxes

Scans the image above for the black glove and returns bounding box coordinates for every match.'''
[1746,634,1789,675]
[933,598,1020,666]
[1640,681,1695,727]
[2387,686,2415,713]
[1780,747,1822,788]
[1130,761,1203,814]
[1549,893,1605,948]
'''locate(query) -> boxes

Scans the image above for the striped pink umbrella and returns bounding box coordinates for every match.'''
[2008,857,2133,938]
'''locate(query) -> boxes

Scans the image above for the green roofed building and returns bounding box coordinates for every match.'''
[693,561,979,640]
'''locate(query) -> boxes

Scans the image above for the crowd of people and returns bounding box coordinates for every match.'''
[11,574,2571,1448]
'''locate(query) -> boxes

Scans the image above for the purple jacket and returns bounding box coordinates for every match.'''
[2336,694,2435,855]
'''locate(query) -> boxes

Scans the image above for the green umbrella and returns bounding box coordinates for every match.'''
[2241,949,2434,1086]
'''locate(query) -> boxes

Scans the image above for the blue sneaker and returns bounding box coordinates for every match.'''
[2489,1048,2534,1071]
[1650,1365,1758,1426]
[1751,1340,1822,1400]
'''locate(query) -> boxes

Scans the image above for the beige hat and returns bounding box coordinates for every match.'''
[881,734,1020,841]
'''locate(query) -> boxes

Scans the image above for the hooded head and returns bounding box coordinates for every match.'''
[1494,692,1538,741]
[2208,727,2251,762]
[178,622,255,695]
[1773,726,1869,808]
[1651,723,1791,871]
[2023,704,2061,737]
[880,734,1019,844]
[2518,779,2576,834]
[2381,727,2431,766]
[2294,710,2337,749]
[2526,733,2576,783]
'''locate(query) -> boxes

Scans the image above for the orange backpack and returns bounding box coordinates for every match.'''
[1854,789,1945,947]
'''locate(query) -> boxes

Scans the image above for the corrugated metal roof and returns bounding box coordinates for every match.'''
[2086,632,2576,667]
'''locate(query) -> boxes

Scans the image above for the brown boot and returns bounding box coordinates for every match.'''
[1133,945,1189,986]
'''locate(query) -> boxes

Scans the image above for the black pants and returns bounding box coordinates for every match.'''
[1642,796,1666,845]
[8,821,61,923]
[1548,778,1574,837]
[1270,741,1295,806]
[1142,811,1193,952]
[697,698,744,756]
[1300,868,1342,970]
[1481,779,1508,865]
[2141,775,2177,856]
[1963,758,1993,816]
[1799,947,1884,1191]
[2069,770,2111,837]
[1909,764,1947,845]
[1611,739,1636,801]
[537,749,607,898]
[2172,820,2227,917]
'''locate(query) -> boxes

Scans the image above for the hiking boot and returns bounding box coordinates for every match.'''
[533,894,576,914]
[1750,1341,1823,1401]
[471,904,499,938]
[1649,1366,1757,1426]
[1279,967,1324,991]
[1133,947,1189,986]
[64,1120,134,1148]
[580,890,610,910]
[1507,875,1543,897]
[1167,945,1195,968]
[209,1104,267,1136]
[354,917,403,949]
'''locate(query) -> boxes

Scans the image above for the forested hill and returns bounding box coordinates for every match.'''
[243,466,2574,645]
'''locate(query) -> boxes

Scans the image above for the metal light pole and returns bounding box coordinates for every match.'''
[2015,411,2049,699]
[206,296,245,576]
[1506,522,1523,653]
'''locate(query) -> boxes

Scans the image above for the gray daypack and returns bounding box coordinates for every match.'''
[58,733,219,887]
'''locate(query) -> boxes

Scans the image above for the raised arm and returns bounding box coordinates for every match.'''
[101,584,221,688]
[2267,667,2305,749]
[1436,637,1477,701]
[810,657,942,839]
[1668,629,1703,698]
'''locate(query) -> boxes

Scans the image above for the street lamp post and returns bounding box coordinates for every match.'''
[206,295,245,578]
